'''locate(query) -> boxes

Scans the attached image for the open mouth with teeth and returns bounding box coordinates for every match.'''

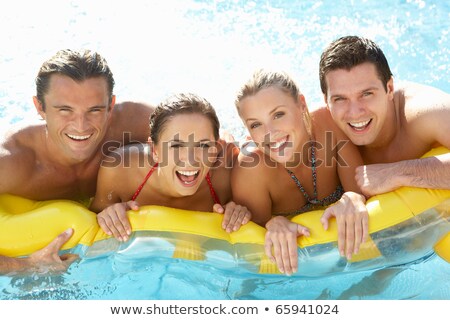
[66,133,92,141]
[175,170,200,186]
[348,119,372,132]
[267,136,289,153]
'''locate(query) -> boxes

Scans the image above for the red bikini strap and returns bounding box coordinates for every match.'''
[205,172,221,205]
[131,163,159,201]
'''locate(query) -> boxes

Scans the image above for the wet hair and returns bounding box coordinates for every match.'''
[319,36,393,95]
[235,69,312,135]
[35,49,115,110]
[149,93,220,144]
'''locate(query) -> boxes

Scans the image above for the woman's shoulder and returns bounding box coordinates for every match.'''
[234,143,277,177]
[310,106,347,141]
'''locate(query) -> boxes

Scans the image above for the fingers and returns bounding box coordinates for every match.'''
[97,203,132,242]
[297,225,310,237]
[361,210,369,244]
[320,209,332,231]
[264,220,307,276]
[324,204,348,257]
[334,208,357,259]
[126,200,140,211]
[264,234,275,263]
[271,232,298,275]
[354,206,370,254]
[213,203,224,214]
[269,233,286,274]
[353,217,362,255]
[220,202,251,233]
[47,228,74,253]
[59,253,79,265]
[344,213,355,259]
[330,194,369,260]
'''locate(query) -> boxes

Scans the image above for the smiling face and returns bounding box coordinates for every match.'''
[238,86,308,164]
[34,74,115,164]
[152,113,218,197]
[324,62,394,147]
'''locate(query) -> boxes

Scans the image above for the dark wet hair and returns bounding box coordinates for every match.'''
[319,36,393,95]
[35,49,115,110]
[149,93,220,144]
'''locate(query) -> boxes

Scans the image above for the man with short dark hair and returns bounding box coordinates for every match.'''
[320,36,450,196]
[0,49,154,274]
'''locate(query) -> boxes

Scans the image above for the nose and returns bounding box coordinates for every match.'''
[346,99,366,119]
[73,113,90,132]
[263,123,281,143]
[177,146,201,168]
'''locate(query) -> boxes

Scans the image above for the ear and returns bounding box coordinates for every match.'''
[323,94,330,109]
[386,77,394,100]
[108,95,116,118]
[297,94,307,111]
[148,138,158,162]
[33,96,46,119]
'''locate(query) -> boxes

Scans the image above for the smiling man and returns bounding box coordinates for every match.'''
[319,36,450,197]
[0,49,154,274]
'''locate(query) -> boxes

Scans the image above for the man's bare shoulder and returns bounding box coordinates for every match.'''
[0,122,42,192]
[107,101,155,144]
[396,82,450,146]
[1,121,43,154]
[113,101,155,115]
[397,81,450,114]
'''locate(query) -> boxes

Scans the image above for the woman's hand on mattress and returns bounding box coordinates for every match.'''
[96,201,140,242]
[265,216,310,275]
[214,202,251,233]
[321,192,368,260]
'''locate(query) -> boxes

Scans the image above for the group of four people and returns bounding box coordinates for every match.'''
[1,35,449,275]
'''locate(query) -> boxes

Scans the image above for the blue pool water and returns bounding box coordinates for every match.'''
[0,0,449,299]
[0,239,449,300]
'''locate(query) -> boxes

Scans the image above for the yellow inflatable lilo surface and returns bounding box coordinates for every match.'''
[0,148,449,276]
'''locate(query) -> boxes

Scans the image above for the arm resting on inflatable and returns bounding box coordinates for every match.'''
[356,151,450,197]
[0,229,78,275]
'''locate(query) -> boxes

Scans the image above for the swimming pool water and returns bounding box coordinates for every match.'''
[0,0,449,299]
[1,248,449,300]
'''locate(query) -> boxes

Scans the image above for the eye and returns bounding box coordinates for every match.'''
[249,122,261,129]
[170,143,181,148]
[333,97,345,103]
[199,142,213,149]
[274,111,284,119]
[89,107,104,113]
[58,107,72,113]
[362,91,373,97]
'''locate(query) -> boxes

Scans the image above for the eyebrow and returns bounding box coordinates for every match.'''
[329,86,380,98]
[245,105,285,123]
[168,139,214,143]
[52,105,108,110]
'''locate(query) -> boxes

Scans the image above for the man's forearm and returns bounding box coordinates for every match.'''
[396,153,450,189]
[0,255,30,275]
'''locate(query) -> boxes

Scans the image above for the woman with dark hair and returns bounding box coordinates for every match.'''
[91,93,250,241]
